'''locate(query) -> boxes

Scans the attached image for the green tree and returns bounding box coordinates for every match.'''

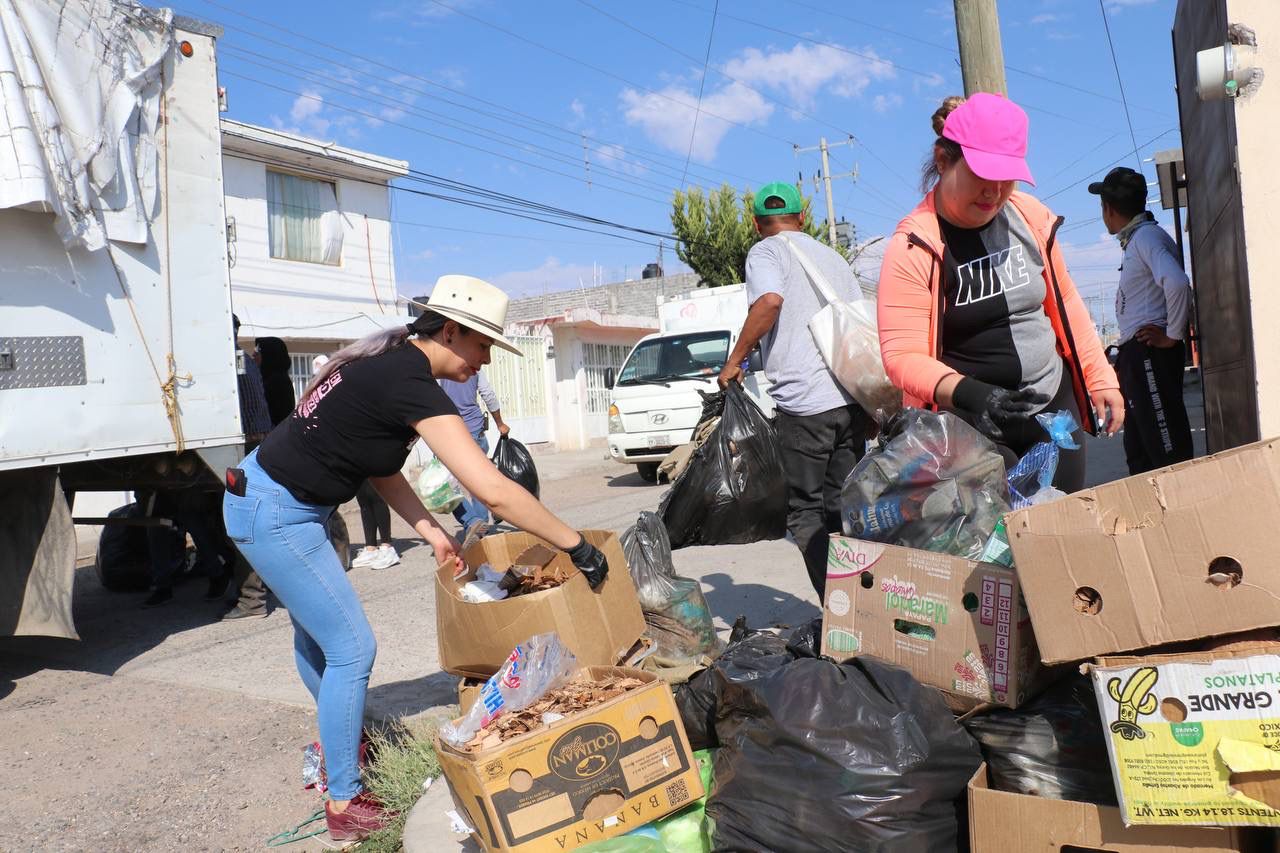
[671,183,848,287]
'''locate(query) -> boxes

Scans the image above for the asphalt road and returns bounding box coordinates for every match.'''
[0,372,1207,851]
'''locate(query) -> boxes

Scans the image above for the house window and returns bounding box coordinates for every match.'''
[582,342,632,415]
[266,170,343,265]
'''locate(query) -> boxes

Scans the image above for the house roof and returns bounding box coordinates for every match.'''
[220,119,409,182]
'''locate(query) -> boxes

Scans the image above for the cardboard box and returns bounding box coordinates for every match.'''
[820,536,1038,708]
[437,530,646,679]
[1090,643,1280,827]
[1006,438,1280,664]
[968,763,1250,852]
[437,666,704,853]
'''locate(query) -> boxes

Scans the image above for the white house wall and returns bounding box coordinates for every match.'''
[221,154,402,340]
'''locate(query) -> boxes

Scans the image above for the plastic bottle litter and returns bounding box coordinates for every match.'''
[439,633,578,748]
[842,410,1009,559]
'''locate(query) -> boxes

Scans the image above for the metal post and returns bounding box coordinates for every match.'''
[819,138,838,245]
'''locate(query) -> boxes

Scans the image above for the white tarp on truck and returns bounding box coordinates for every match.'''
[0,0,171,250]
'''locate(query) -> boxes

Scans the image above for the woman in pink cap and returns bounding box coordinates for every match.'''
[877,93,1123,491]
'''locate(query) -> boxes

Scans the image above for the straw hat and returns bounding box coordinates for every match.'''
[418,274,521,355]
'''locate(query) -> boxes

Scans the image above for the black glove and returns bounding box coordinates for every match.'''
[953,378,1051,441]
[567,535,609,590]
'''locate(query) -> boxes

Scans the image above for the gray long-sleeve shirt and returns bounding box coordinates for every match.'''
[439,372,501,435]
[1116,220,1193,345]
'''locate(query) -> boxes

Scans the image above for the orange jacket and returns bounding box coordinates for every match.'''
[877,191,1118,435]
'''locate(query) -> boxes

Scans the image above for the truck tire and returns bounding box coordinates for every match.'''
[637,462,660,483]
[328,512,351,571]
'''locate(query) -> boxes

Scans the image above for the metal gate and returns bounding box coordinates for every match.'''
[582,342,633,439]
[486,335,550,444]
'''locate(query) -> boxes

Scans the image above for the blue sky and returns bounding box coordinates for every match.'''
[182,0,1183,318]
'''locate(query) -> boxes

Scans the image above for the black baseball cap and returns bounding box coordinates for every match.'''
[1087,166,1146,207]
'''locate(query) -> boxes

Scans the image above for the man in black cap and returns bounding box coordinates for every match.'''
[1089,167,1194,474]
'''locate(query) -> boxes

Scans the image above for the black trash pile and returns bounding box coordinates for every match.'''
[659,383,786,548]
[675,620,982,853]
[490,434,539,523]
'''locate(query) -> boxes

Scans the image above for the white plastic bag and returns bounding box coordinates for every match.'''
[416,456,464,514]
[781,235,902,424]
[439,633,579,748]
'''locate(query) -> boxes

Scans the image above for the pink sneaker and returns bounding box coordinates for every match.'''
[325,791,395,842]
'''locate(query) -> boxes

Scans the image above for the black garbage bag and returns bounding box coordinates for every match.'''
[95,501,184,592]
[491,434,540,498]
[621,512,720,662]
[697,621,981,853]
[659,383,785,548]
[963,673,1117,806]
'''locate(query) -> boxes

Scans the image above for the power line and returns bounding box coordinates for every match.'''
[219,70,671,207]
[1042,128,1177,201]
[219,46,710,200]
[1097,0,1143,170]
[182,0,766,188]
[681,0,720,187]
[421,0,798,148]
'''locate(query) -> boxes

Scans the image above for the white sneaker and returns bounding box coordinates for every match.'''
[351,547,379,569]
[370,544,400,571]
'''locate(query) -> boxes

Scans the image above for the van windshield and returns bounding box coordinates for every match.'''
[617,331,730,385]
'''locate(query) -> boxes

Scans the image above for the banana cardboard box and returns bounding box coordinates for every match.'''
[436,666,704,853]
[820,536,1039,709]
[1090,643,1280,827]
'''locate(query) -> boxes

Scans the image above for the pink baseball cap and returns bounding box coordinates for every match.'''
[942,92,1036,186]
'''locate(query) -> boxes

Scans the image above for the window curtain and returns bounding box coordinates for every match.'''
[266,171,341,264]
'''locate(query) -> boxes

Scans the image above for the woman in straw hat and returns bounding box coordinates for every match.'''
[877,94,1124,491]
[222,275,608,841]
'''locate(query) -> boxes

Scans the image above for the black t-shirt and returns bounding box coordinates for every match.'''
[257,344,458,505]
[937,207,1060,398]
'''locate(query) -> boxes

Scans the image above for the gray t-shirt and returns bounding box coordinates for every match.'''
[745,231,857,416]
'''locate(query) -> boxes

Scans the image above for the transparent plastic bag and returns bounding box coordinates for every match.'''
[1007,410,1081,509]
[814,297,903,425]
[622,512,720,661]
[841,409,1010,559]
[416,456,464,514]
[439,633,578,748]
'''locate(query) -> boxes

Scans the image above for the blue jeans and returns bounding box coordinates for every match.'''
[222,450,375,800]
[452,428,490,530]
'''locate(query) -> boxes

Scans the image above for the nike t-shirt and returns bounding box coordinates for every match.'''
[937,206,1061,404]
[257,343,458,505]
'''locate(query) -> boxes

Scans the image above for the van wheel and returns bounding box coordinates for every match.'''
[637,462,659,483]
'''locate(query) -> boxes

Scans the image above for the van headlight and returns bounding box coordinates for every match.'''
[608,403,624,434]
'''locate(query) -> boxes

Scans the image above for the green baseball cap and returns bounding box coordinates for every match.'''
[752,182,804,216]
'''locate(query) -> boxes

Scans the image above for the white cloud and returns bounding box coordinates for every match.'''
[721,42,896,109]
[873,93,903,113]
[1105,0,1157,10]
[490,257,601,297]
[1030,13,1061,24]
[592,143,646,177]
[570,99,586,119]
[621,81,772,161]
[913,71,948,94]
[271,90,334,139]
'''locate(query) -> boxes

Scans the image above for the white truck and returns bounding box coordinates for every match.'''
[605,284,775,482]
[0,3,249,639]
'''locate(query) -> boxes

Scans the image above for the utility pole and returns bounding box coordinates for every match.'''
[794,136,856,245]
[954,0,1007,96]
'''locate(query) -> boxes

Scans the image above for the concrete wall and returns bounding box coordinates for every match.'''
[506,272,701,324]
[222,154,400,341]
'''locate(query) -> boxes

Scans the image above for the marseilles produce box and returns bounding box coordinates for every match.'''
[436,667,703,853]
[1090,643,1280,827]
[821,536,1038,708]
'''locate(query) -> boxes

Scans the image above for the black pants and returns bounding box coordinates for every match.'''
[1116,339,1194,475]
[775,404,870,600]
[355,480,392,546]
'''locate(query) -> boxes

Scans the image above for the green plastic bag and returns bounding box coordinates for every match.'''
[415,456,464,513]
[579,750,716,853]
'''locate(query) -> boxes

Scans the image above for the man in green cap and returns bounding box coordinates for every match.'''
[718,182,870,599]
